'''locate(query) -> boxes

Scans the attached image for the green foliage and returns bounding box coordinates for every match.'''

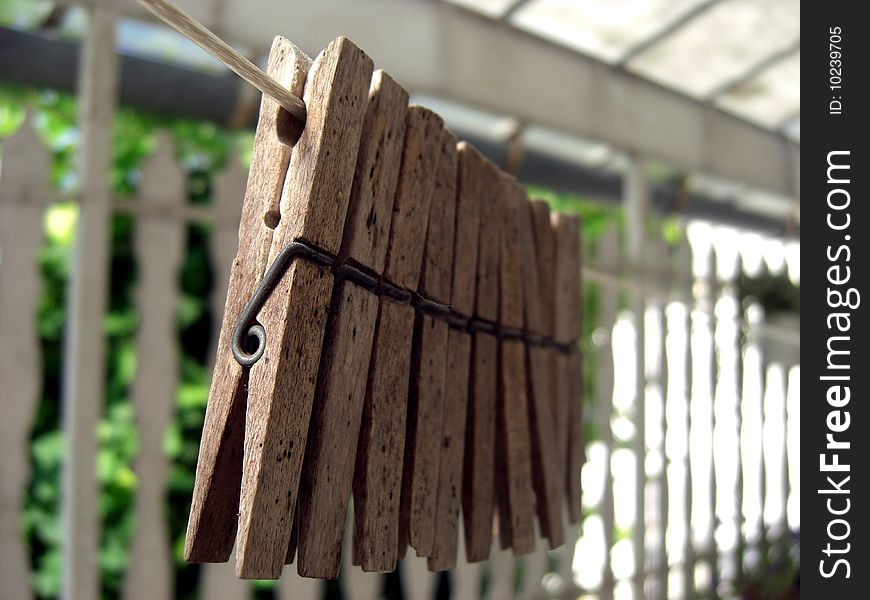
[2,83,242,599]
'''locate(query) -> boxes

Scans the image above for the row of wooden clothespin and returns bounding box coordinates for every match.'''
[183,35,583,581]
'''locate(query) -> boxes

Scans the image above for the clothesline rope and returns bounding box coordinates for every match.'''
[137,0,307,124]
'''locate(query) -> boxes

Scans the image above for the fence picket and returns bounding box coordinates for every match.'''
[450,516,483,600]
[0,113,51,600]
[124,133,186,600]
[62,10,118,599]
[488,542,516,600]
[340,508,377,600]
[593,226,620,599]
[402,554,437,600]
[517,531,549,600]
[646,238,669,600]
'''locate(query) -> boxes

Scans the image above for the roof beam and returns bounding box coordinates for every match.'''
[54,0,799,198]
[0,25,795,235]
[616,0,722,67]
[705,39,800,101]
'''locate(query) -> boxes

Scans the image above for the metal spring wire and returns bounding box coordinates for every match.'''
[232,238,577,367]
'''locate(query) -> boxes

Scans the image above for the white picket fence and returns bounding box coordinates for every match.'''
[0,108,799,600]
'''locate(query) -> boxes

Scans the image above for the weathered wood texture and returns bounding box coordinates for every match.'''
[403,129,458,559]
[236,37,373,579]
[552,213,583,523]
[427,140,487,568]
[494,175,535,555]
[531,202,570,530]
[295,69,408,580]
[353,300,415,571]
[462,146,502,562]
[449,143,483,317]
[185,36,311,563]
[296,282,380,578]
[428,329,471,571]
[125,134,185,600]
[419,130,459,302]
[404,314,448,558]
[383,106,444,288]
[518,198,564,548]
[339,70,409,272]
[341,70,409,573]
[350,106,442,569]
[0,116,49,600]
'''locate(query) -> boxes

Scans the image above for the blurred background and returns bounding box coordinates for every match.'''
[0,0,799,599]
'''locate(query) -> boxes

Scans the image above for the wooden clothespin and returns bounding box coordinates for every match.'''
[399,126,460,562]
[185,35,375,580]
[494,174,538,555]
[355,104,445,568]
[295,71,410,579]
[138,0,588,580]
[184,36,311,567]
[518,199,566,549]
[461,146,503,563]
[553,212,584,524]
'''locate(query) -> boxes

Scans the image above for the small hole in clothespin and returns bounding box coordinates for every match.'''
[276,107,305,147]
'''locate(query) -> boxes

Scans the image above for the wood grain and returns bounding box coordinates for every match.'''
[462,149,502,562]
[402,129,458,558]
[450,143,483,316]
[277,39,375,255]
[352,301,415,572]
[464,331,497,562]
[428,138,476,571]
[353,105,443,572]
[295,282,380,578]
[392,106,446,557]
[235,37,373,580]
[566,350,584,524]
[428,329,471,571]
[531,202,568,529]
[294,67,408,579]
[494,175,535,555]
[518,199,564,548]
[185,36,311,563]
[339,70,409,273]
[383,106,444,288]
[420,130,459,302]
[561,216,584,524]
[403,315,448,557]
[552,213,582,523]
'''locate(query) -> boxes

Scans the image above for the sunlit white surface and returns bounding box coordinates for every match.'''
[627,0,799,98]
[763,364,788,529]
[574,515,607,590]
[763,237,787,274]
[785,241,801,284]
[717,52,800,128]
[509,0,709,63]
[569,221,797,597]
[738,232,765,276]
[786,366,800,531]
